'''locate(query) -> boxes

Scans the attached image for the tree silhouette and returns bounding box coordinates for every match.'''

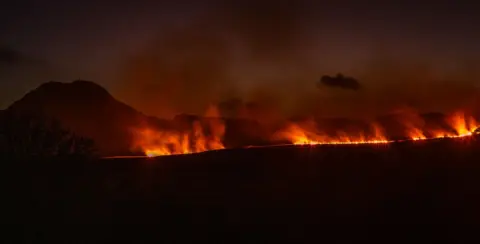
[0,113,96,159]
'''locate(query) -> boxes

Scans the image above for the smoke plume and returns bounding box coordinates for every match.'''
[318,73,361,91]
[114,1,480,120]
[114,0,316,118]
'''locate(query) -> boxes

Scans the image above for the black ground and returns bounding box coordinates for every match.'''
[3,137,480,243]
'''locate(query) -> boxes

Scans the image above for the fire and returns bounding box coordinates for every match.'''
[132,108,479,157]
[132,105,225,157]
[446,111,478,137]
[273,122,392,145]
[273,111,479,146]
[430,112,479,139]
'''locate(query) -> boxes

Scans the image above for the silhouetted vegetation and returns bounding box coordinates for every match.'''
[0,112,97,159]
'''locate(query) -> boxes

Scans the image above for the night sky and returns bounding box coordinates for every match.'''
[1,1,480,118]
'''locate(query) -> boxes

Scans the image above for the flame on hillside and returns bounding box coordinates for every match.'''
[274,111,478,145]
[131,106,225,157]
[131,109,479,157]
[273,122,392,145]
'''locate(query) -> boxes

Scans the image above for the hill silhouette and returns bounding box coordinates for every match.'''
[3,80,272,156]
[6,80,169,156]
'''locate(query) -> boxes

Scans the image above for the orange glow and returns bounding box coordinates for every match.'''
[406,127,426,141]
[132,109,479,157]
[273,111,478,145]
[132,105,225,157]
[273,122,392,145]
[446,111,478,137]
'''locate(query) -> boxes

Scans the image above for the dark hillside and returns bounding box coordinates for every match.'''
[6,80,168,156]
[3,136,480,243]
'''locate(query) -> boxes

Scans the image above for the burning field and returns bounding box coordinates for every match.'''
[129,108,480,157]
[5,81,480,243]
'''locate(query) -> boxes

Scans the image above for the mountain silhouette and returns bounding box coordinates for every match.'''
[6,80,169,156]
[3,80,270,156]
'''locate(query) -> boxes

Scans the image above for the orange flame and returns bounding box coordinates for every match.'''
[273,122,391,145]
[445,111,478,138]
[132,105,225,157]
[132,109,479,157]
[273,111,478,145]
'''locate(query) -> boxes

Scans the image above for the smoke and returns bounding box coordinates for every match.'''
[115,19,232,117]
[0,46,23,67]
[0,45,67,109]
[352,54,480,116]
[217,95,283,125]
[218,98,244,118]
[0,46,44,71]
[114,1,480,120]
[217,1,308,61]
[114,0,316,119]
[318,73,361,91]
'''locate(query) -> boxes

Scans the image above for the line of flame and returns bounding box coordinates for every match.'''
[134,111,478,158]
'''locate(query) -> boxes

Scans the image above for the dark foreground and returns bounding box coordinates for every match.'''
[3,137,480,243]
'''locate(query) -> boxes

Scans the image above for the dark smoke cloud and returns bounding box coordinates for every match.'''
[0,46,40,68]
[217,94,283,125]
[318,73,361,91]
[0,46,51,82]
[0,46,52,77]
[0,45,71,108]
[0,47,22,66]
[218,98,244,118]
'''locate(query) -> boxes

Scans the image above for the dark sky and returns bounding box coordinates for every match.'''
[1,0,480,118]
